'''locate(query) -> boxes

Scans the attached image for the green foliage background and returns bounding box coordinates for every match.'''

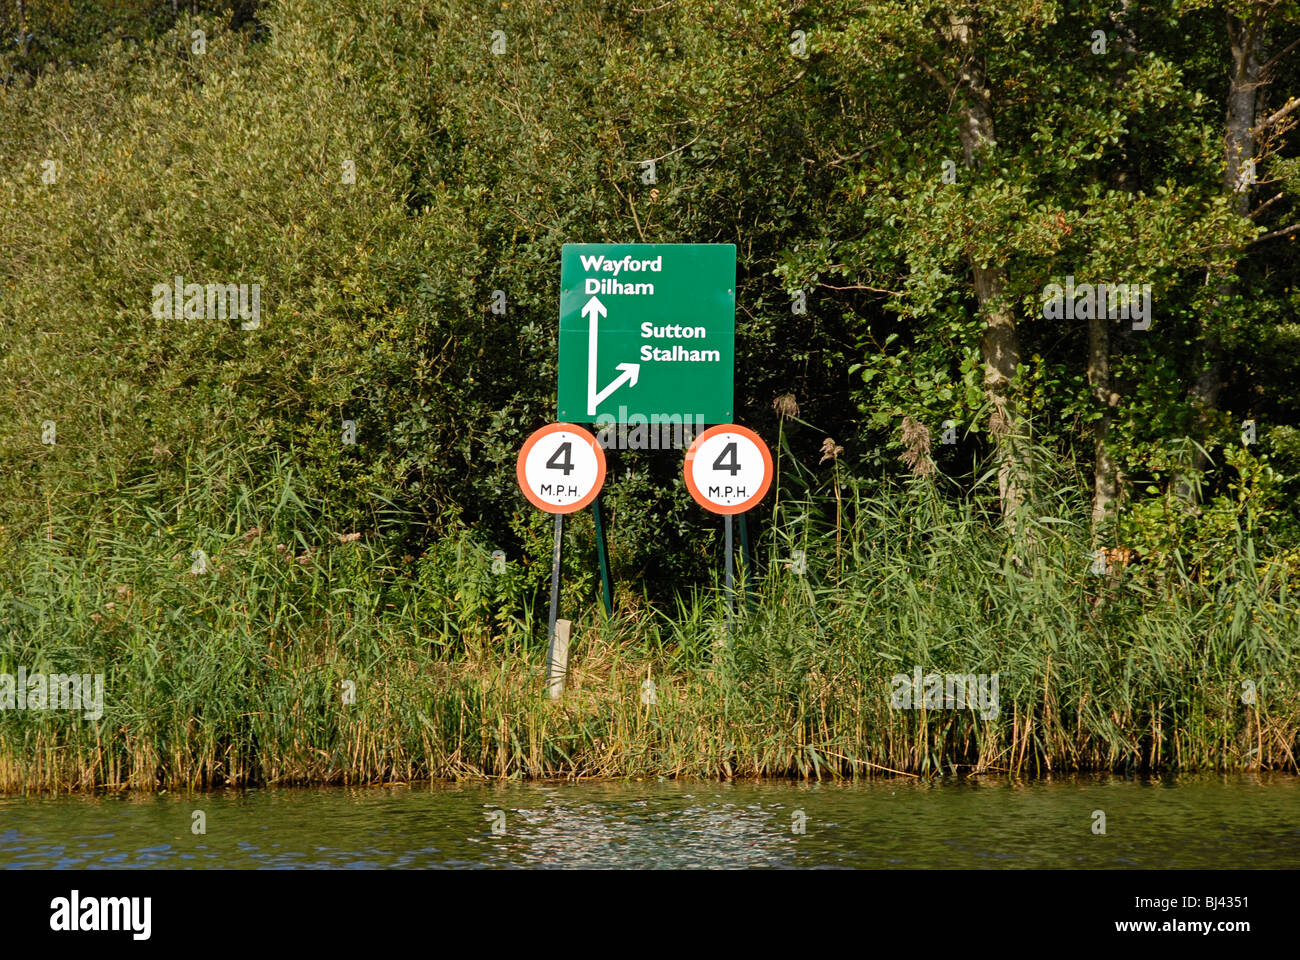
[3,1,1300,787]
[2,0,1299,607]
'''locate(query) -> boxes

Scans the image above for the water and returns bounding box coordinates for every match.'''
[2,774,1297,869]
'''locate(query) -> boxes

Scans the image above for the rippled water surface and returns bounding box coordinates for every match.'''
[2,774,1297,869]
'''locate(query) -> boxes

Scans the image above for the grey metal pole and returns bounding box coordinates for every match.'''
[545,513,564,670]
[724,513,735,632]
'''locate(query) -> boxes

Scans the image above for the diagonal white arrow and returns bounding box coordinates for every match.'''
[584,295,640,416]
[592,362,640,410]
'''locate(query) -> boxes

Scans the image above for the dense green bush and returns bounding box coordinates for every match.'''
[1,1,873,587]
[1,0,1297,652]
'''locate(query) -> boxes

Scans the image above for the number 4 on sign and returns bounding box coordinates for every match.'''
[713,442,741,476]
[547,442,575,476]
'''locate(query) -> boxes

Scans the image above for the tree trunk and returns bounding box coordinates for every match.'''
[17,0,28,57]
[1090,0,1136,535]
[974,267,1027,523]
[1089,313,1120,533]
[1175,11,1262,503]
[953,24,1029,525]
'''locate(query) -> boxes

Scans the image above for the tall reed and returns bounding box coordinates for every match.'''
[2,450,1297,793]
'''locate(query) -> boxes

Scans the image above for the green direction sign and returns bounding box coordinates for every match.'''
[557,243,736,424]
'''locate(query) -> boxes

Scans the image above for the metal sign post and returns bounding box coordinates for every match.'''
[517,423,607,694]
[683,424,774,638]
[724,513,735,631]
[546,513,564,671]
[592,494,614,616]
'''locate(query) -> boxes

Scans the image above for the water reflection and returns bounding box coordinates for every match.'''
[1,774,1296,869]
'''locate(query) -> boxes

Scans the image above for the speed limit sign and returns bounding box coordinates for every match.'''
[517,422,606,514]
[683,424,773,514]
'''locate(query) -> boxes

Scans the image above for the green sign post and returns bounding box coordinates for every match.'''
[557,243,736,424]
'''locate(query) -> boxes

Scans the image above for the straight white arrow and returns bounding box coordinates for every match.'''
[584,295,640,416]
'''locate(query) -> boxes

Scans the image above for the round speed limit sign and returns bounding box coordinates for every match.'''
[683,424,773,514]
[517,422,606,514]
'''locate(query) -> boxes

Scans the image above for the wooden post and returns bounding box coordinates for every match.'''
[546,618,571,700]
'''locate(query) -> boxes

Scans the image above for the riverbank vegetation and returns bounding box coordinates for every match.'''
[2,444,1296,792]
[2,0,1299,791]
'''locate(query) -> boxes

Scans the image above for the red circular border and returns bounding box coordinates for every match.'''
[682,423,773,515]
[516,422,607,514]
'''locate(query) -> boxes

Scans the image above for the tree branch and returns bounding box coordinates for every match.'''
[819,281,907,297]
[1252,95,1300,136]
[913,56,953,95]
[1248,191,1284,219]
[628,135,700,166]
[1259,33,1300,77]
[1251,221,1300,244]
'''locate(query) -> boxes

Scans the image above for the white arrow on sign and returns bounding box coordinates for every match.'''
[584,295,640,416]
